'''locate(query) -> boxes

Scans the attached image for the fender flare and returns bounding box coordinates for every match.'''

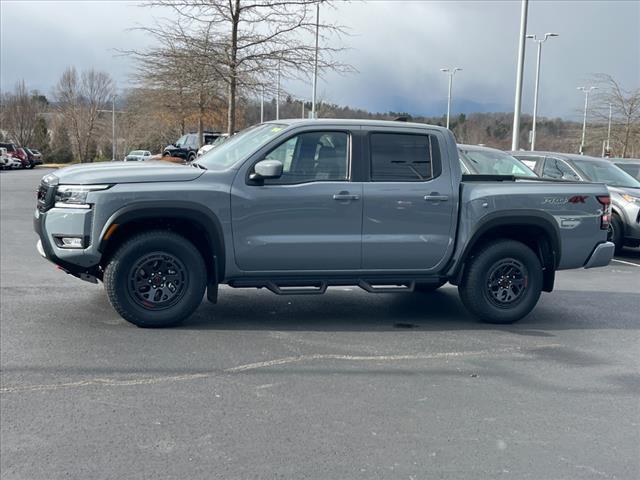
[449,210,561,282]
[98,201,226,279]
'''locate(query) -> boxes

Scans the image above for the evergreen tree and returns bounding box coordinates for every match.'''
[31,117,50,158]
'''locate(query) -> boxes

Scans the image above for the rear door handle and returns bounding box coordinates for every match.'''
[424,194,449,202]
[333,193,360,201]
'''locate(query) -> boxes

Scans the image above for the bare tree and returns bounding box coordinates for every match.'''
[54,67,114,163]
[0,80,46,146]
[130,0,351,134]
[591,74,640,158]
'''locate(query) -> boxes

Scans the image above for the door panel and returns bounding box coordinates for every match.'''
[362,132,455,270]
[231,182,362,271]
[231,130,362,272]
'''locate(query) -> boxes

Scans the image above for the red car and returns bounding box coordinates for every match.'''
[13,148,31,168]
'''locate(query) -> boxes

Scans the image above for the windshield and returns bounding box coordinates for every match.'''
[572,159,640,188]
[175,135,188,147]
[459,148,537,177]
[130,150,144,155]
[196,124,286,170]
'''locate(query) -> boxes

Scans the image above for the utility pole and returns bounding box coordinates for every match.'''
[440,67,462,129]
[111,95,116,161]
[577,86,597,155]
[606,102,612,156]
[526,32,559,151]
[511,0,529,151]
[311,1,321,119]
[276,60,281,120]
[260,86,265,123]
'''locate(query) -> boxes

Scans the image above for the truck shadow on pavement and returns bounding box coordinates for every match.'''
[176,287,639,333]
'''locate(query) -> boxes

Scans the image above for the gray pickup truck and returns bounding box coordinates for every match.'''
[35,119,615,328]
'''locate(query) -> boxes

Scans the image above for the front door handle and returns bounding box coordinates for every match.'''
[424,194,449,202]
[333,193,360,201]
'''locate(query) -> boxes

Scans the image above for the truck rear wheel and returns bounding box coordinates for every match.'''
[458,240,542,324]
[104,231,207,328]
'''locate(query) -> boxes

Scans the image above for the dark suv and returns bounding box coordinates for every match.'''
[162,132,221,162]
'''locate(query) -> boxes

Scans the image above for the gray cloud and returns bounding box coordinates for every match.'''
[1,0,638,120]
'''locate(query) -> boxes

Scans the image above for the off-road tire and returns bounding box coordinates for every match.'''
[458,240,542,324]
[104,230,206,328]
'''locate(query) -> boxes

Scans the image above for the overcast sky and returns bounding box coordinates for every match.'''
[1,0,638,120]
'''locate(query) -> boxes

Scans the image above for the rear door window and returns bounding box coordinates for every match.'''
[370,133,439,181]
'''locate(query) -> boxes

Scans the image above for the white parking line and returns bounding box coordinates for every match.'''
[612,258,640,267]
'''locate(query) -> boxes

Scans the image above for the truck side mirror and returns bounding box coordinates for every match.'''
[250,160,283,180]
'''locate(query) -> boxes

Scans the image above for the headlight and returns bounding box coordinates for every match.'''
[54,184,111,208]
[621,193,640,205]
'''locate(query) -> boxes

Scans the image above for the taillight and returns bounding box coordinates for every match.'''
[596,195,611,230]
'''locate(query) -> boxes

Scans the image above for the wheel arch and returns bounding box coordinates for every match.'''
[98,202,225,282]
[449,212,561,292]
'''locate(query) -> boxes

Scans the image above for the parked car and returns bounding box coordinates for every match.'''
[25,148,43,166]
[13,147,31,168]
[197,134,229,157]
[1,147,23,169]
[22,148,42,168]
[458,144,537,177]
[608,158,640,180]
[34,119,613,328]
[511,151,640,252]
[124,150,152,161]
[163,132,221,162]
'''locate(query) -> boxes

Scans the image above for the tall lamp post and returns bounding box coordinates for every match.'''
[605,102,612,156]
[276,60,281,120]
[577,86,597,154]
[526,32,558,151]
[111,95,116,161]
[440,67,462,129]
[311,0,321,119]
[260,86,265,123]
[511,0,529,151]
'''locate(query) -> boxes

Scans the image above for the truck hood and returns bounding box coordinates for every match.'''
[52,161,205,185]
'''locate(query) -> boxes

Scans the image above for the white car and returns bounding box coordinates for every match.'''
[124,150,152,161]
[196,134,229,157]
[0,148,22,170]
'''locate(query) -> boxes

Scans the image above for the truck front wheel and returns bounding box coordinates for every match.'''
[104,231,207,328]
[458,240,542,324]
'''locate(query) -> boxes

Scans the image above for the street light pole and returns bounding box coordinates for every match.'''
[440,67,462,129]
[606,102,612,155]
[526,32,558,151]
[276,60,281,120]
[111,95,116,161]
[511,0,529,151]
[577,86,597,154]
[311,1,320,119]
[260,86,265,123]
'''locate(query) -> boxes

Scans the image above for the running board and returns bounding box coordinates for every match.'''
[264,281,327,295]
[357,280,415,293]
[228,278,423,295]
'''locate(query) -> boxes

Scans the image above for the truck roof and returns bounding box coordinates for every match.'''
[264,118,448,131]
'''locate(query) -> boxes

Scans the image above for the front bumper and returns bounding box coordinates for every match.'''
[34,206,101,275]
[584,241,615,269]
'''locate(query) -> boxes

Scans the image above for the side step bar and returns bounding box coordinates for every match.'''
[228,278,427,295]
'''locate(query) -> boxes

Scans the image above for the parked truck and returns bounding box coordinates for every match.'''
[35,119,615,327]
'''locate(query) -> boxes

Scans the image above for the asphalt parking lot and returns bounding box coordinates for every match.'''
[1,168,639,479]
